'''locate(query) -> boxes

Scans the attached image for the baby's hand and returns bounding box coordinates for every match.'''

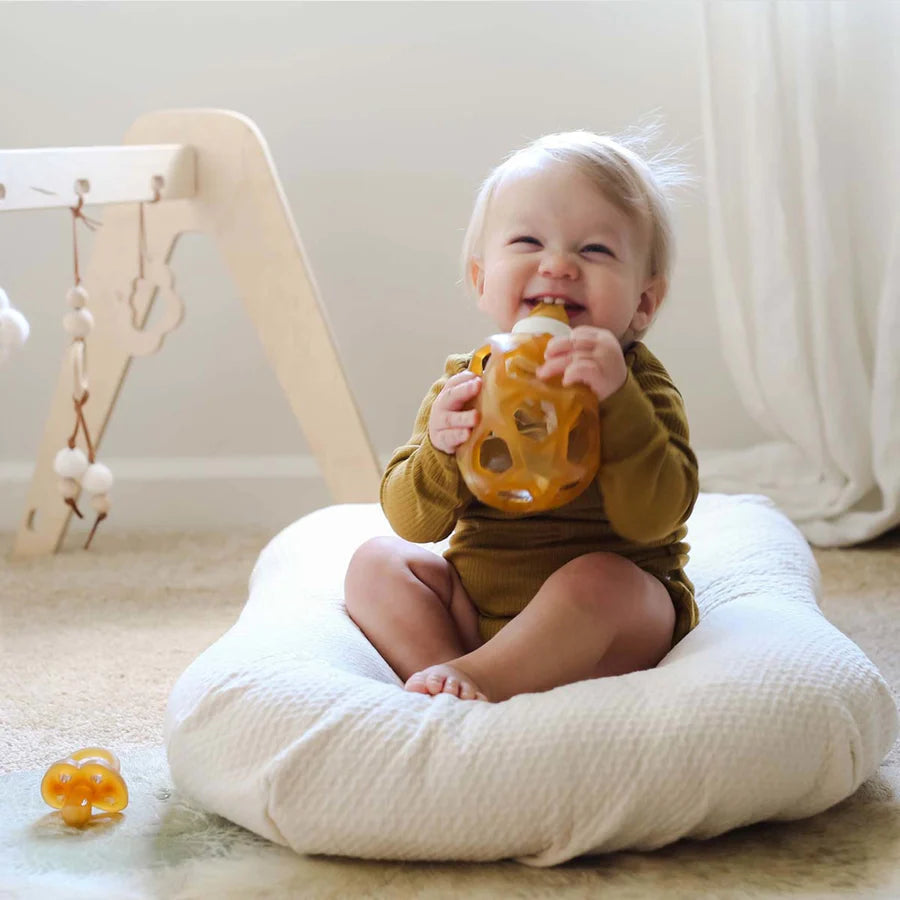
[536,326,626,403]
[429,371,481,454]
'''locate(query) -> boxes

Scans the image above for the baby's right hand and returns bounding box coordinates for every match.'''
[429,371,482,454]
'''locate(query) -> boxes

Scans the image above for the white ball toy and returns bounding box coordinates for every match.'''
[0,306,30,351]
[82,462,114,494]
[54,447,90,479]
[63,308,94,338]
[57,477,80,500]
[66,285,89,309]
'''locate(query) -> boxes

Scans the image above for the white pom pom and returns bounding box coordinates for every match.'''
[57,477,80,500]
[0,307,30,350]
[66,285,89,309]
[82,462,114,494]
[63,308,94,338]
[54,447,90,479]
[0,287,10,309]
[91,494,111,515]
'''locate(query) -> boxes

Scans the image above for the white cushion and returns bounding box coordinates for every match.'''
[164,494,898,865]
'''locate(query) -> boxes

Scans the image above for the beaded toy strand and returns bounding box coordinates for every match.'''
[52,197,114,549]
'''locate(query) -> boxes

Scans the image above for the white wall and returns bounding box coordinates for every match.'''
[0,1,764,532]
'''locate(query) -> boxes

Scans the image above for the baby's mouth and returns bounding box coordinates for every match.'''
[524,296,586,317]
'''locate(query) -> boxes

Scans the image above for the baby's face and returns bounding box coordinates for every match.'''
[471,162,661,340]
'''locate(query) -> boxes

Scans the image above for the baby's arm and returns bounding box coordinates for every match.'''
[537,329,696,542]
[380,357,481,543]
[594,347,698,543]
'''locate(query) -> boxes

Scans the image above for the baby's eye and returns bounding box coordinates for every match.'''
[583,244,615,257]
[510,236,541,247]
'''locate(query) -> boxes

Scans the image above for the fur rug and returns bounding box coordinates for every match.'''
[1,526,898,897]
[2,748,899,900]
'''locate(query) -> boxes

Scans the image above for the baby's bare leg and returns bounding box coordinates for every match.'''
[446,553,676,702]
[343,537,485,697]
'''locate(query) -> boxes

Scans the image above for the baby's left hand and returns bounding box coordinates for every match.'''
[536,326,626,403]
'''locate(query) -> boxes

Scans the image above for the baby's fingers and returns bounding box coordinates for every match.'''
[442,428,473,449]
[445,371,480,387]
[536,353,570,380]
[543,336,573,359]
[443,409,479,429]
[437,373,482,411]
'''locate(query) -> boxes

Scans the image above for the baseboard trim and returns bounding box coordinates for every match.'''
[0,454,324,483]
[0,454,388,531]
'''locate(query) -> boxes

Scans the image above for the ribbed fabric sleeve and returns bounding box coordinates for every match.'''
[380,355,474,543]
[596,342,699,543]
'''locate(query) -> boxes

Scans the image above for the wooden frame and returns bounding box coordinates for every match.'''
[3,109,380,558]
[0,145,196,210]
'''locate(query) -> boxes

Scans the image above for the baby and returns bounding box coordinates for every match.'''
[344,129,699,703]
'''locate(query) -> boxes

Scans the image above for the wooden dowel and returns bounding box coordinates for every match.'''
[0,145,196,211]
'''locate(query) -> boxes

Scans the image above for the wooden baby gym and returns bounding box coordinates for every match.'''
[1,108,380,560]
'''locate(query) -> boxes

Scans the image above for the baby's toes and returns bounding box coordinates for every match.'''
[405,665,489,701]
[442,675,463,698]
[404,671,436,696]
[424,671,448,695]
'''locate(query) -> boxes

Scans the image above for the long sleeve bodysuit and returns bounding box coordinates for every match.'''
[381,341,700,645]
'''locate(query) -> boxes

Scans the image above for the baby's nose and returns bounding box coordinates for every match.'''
[538,251,578,279]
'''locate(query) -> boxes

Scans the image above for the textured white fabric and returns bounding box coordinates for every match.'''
[165,494,897,865]
[698,3,900,545]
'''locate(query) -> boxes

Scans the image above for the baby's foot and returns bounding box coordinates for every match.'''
[405,662,490,702]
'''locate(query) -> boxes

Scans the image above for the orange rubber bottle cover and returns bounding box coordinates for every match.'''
[457,302,600,514]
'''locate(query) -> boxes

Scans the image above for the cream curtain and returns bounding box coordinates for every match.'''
[697,0,900,546]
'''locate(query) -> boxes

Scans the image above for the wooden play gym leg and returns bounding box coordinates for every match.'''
[12,108,380,559]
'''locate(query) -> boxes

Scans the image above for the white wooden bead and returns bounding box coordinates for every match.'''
[66,285,89,309]
[63,308,94,338]
[57,477,80,500]
[91,494,111,515]
[54,446,89,479]
[82,462,114,494]
[0,307,30,349]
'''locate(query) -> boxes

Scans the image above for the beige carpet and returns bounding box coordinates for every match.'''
[1,521,899,897]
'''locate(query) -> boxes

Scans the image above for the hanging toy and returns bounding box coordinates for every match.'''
[456,301,601,514]
[114,183,184,357]
[0,286,30,365]
[50,198,114,549]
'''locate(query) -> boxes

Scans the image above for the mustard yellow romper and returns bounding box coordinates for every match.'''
[380,341,700,646]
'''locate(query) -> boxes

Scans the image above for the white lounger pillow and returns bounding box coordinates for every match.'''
[165,493,898,866]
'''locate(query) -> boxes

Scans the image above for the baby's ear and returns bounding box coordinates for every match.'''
[469,259,485,296]
[630,275,666,333]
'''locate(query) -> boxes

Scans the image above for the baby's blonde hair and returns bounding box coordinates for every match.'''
[461,123,693,298]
